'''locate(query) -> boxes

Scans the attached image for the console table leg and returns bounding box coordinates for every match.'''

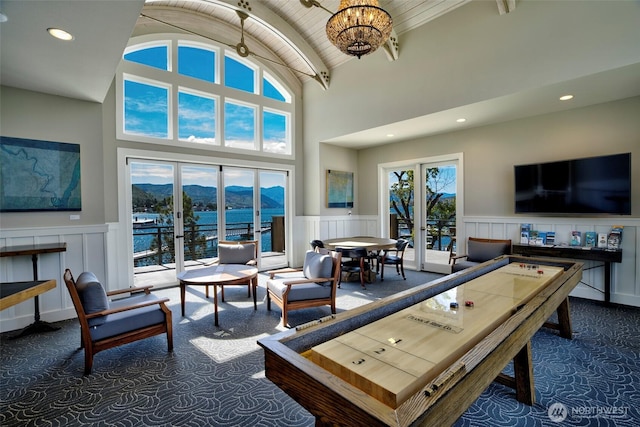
[604,261,611,304]
[9,253,61,338]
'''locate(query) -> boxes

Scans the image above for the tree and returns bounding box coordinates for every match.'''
[389,167,456,244]
[150,192,206,263]
[390,170,414,237]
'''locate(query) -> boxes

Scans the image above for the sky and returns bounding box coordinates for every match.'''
[124,43,289,154]
[131,162,285,188]
[388,165,457,195]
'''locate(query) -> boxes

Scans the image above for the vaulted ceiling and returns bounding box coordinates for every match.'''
[1,0,638,148]
[1,0,475,103]
[136,0,476,89]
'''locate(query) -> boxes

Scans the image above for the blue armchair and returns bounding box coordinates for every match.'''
[64,269,173,375]
[266,250,341,327]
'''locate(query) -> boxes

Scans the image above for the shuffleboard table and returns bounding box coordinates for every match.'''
[258,255,583,427]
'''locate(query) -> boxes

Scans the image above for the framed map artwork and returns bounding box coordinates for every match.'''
[326,170,354,208]
[0,136,81,211]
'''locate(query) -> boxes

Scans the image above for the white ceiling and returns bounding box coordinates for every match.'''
[0,0,145,103]
[1,0,639,148]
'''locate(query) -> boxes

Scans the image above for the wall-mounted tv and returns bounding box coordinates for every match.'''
[514,153,631,215]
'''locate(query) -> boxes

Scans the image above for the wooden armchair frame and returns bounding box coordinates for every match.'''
[64,269,173,375]
[266,251,342,327]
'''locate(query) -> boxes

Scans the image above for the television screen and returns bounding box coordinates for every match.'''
[515,153,631,215]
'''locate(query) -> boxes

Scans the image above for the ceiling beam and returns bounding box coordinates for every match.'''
[496,0,516,15]
[382,29,399,62]
[212,0,331,89]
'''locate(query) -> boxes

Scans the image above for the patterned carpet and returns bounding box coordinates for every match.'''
[1,269,639,426]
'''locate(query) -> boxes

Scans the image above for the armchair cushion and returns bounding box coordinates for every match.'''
[267,279,332,302]
[466,240,511,263]
[218,243,255,264]
[89,294,167,341]
[302,250,333,285]
[75,272,109,326]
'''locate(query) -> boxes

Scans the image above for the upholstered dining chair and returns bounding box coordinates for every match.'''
[376,238,410,281]
[309,240,325,251]
[63,269,173,375]
[266,250,341,327]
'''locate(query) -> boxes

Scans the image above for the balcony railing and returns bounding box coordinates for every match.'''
[133,220,280,268]
[390,214,456,251]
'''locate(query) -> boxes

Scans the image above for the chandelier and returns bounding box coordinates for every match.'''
[325,0,393,59]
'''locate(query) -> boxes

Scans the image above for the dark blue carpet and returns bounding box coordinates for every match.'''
[1,271,638,426]
[455,298,640,426]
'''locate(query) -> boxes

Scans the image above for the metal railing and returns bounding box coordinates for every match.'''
[390,214,456,251]
[133,221,276,267]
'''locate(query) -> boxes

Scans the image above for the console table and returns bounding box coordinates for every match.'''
[512,244,622,303]
[0,242,67,337]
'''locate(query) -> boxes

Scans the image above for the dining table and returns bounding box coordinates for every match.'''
[322,237,397,284]
[322,236,397,251]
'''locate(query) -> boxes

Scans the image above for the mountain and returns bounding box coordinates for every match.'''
[132,184,284,209]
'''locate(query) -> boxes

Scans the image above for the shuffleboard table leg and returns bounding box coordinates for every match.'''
[555,297,573,339]
[542,297,573,339]
[513,340,535,405]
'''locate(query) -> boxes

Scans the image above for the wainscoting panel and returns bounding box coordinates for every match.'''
[302,215,639,307]
[0,225,108,332]
[463,216,639,307]
[316,215,380,241]
[2,216,636,333]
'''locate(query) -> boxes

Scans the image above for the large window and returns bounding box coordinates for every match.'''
[118,36,293,156]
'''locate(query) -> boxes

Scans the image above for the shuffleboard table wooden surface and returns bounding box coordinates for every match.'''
[258,255,583,427]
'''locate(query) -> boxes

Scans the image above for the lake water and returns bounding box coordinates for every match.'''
[133,207,284,265]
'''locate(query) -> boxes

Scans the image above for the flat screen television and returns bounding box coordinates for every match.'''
[514,153,631,215]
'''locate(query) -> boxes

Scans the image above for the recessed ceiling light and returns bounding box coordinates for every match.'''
[559,95,574,101]
[456,118,466,123]
[47,27,74,41]
[386,133,394,137]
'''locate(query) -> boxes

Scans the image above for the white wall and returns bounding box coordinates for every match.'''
[0,86,105,228]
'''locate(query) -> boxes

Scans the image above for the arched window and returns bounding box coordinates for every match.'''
[117,35,293,156]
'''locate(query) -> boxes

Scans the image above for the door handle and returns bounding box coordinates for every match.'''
[175,235,184,239]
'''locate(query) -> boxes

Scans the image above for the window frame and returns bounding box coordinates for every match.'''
[122,73,173,141]
[116,34,295,159]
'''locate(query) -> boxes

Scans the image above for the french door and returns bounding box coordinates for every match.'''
[383,154,462,274]
[129,160,287,287]
[420,160,460,274]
